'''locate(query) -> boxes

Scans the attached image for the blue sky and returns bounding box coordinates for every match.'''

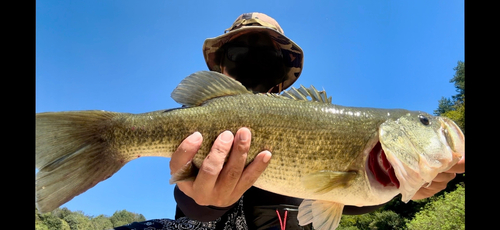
[36,0,464,220]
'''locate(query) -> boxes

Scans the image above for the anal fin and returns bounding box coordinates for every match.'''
[298,199,344,230]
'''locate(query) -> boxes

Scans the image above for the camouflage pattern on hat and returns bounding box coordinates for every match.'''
[202,12,304,91]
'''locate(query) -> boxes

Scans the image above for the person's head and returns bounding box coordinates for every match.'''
[203,12,304,93]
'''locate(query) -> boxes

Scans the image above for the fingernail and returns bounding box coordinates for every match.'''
[262,151,272,163]
[219,130,233,142]
[239,129,250,142]
[189,132,202,142]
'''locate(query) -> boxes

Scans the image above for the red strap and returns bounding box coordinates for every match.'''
[276,209,288,230]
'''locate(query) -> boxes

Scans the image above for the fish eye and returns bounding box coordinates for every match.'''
[418,114,431,126]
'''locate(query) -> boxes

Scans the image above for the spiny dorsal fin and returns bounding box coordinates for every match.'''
[171,71,252,106]
[280,85,332,104]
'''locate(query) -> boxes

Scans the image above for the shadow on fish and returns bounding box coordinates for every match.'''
[36,71,464,230]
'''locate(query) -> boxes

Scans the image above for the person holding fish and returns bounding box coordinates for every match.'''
[167,12,465,229]
[34,12,464,230]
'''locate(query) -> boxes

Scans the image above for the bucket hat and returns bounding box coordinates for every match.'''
[202,12,304,92]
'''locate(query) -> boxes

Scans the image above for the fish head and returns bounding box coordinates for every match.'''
[378,112,464,202]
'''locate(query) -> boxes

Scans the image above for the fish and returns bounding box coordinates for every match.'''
[35,71,464,230]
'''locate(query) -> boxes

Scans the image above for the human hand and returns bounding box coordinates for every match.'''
[169,127,272,207]
[411,155,465,200]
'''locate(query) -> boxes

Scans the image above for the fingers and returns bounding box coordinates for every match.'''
[411,172,456,200]
[170,132,203,174]
[446,155,465,174]
[191,130,234,205]
[172,128,272,207]
[216,128,251,200]
[432,172,456,183]
[411,151,465,201]
[233,150,272,196]
[411,187,437,200]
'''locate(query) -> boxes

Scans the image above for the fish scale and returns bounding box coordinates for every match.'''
[36,71,464,230]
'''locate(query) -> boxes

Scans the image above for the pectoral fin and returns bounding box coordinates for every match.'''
[302,170,357,194]
[298,199,344,230]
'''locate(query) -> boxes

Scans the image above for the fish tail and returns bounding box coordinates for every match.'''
[36,110,124,213]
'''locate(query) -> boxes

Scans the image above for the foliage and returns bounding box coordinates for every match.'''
[434,61,465,133]
[91,215,114,229]
[110,209,146,227]
[378,194,428,220]
[35,207,145,230]
[338,184,465,230]
[36,207,71,230]
[406,184,465,230]
[442,98,465,133]
[338,210,406,230]
[450,61,465,102]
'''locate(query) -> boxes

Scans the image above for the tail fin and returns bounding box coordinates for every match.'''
[36,110,124,213]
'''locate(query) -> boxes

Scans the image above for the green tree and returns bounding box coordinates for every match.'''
[52,207,73,220]
[338,210,406,230]
[35,209,50,230]
[38,212,70,230]
[35,222,50,230]
[36,206,147,229]
[91,215,114,230]
[442,98,464,133]
[435,97,454,115]
[338,212,372,230]
[378,194,428,220]
[406,184,465,230]
[337,226,360,230]
[110,209,146,227]
[63,211,93,230]
[434,61,465,133]
[368,210,406,230]
[450,61,465,102]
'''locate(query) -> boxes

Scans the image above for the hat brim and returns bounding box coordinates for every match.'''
[203,26,304,91]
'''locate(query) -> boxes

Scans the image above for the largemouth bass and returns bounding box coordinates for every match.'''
[36,71,464,230]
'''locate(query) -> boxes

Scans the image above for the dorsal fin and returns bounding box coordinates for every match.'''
[280,85,332,104]
[171,71,252,106]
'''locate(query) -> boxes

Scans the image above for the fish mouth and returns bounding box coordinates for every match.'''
[367,142,400,188]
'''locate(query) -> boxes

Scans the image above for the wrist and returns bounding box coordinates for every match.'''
[174,185,237,221]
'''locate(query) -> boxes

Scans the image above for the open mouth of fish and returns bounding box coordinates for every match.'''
[368,142,400,188]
